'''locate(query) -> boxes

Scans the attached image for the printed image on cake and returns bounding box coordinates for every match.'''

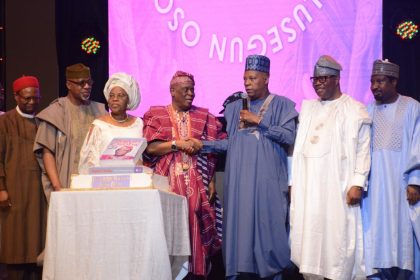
[70,166,153,190]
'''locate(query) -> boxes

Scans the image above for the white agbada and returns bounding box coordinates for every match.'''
[290,94,371,280]
[78,118,144,173]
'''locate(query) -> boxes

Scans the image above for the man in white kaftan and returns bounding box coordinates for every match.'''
[362,59,420,280]
[290,55,371,280]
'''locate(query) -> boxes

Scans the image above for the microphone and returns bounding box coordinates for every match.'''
[241,92,248,110]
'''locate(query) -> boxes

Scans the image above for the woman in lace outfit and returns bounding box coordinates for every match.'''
[78,72,143,173]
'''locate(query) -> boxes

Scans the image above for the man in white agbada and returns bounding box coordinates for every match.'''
[290,55,371,280]
[362,59,420,280]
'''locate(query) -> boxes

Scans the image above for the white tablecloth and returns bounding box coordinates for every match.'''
[42,189,190,280]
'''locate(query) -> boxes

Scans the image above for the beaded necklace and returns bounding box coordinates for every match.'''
[168,106,193,184]
[109,113,129,123]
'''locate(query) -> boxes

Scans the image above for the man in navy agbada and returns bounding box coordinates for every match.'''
[202,55,298,279]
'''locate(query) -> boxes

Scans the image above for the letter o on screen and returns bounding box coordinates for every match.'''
[182,21,200,47]
[154,0,173,14]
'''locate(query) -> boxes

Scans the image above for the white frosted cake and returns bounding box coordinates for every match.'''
[70,166,153,190]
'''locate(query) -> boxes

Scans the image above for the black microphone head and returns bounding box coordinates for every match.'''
[220,91,243,114]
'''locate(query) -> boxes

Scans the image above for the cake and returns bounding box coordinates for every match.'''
[70,166,153,190]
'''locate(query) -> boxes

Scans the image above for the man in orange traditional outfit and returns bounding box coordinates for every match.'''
[143,71,224,279]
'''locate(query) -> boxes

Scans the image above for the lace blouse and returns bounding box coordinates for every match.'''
[78,118,144,174]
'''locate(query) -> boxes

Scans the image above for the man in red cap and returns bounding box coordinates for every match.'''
[0,76,47,279]
[33,63,106,199]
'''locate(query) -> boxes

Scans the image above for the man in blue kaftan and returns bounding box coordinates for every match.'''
[202,55,298,280]
[362,59,420,279]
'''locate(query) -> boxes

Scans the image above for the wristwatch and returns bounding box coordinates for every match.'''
[171,140,178,151]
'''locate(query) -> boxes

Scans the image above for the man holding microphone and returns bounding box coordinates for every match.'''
[202,55,298,279]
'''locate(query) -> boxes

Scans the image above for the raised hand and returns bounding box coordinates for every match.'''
[239,110,261,126]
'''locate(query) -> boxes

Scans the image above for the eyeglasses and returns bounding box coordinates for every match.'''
[15,94,40,103]
[310,75,336,84]
[67,79,94,87]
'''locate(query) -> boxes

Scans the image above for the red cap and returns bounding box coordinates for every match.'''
[12,76,39,93]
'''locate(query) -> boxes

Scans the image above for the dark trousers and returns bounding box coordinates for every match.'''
[368,267,413,280]
[3,264,41,280]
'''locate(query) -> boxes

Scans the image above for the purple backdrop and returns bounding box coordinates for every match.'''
[109,0,382,115]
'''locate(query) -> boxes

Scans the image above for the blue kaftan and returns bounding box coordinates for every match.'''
[362,95,420,278]
[204,94,298,278]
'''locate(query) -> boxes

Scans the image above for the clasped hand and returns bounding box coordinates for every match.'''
[177,138,203,155]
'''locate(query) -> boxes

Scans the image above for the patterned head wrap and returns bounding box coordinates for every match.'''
[104,72,141,110]
[245,55,270,74]
[314,55,342,77]
[170,71,195,88]
[371,59,399,79]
